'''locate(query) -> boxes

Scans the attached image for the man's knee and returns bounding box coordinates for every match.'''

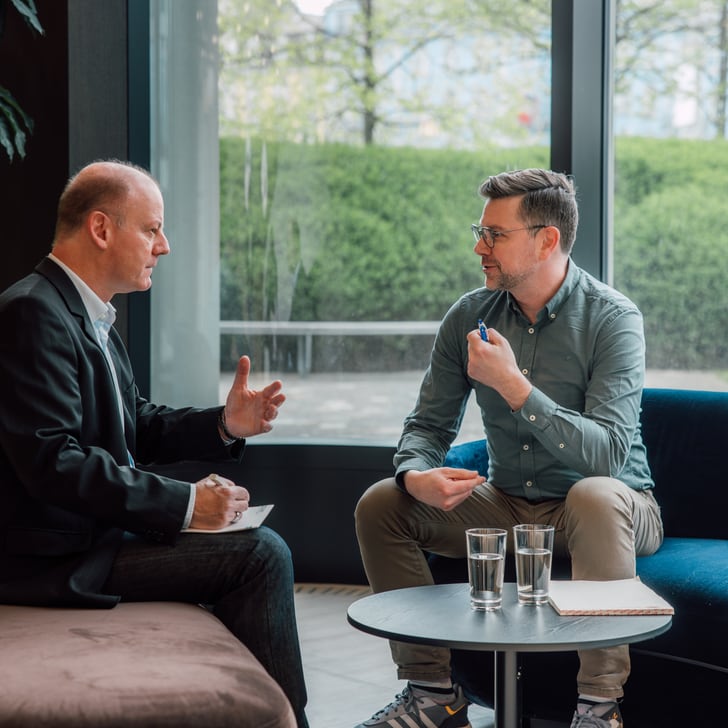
[355,477,398,523]
[564,478,637,579]
[256,526,292,561]
[354,477,405,542]
[244,526,294,583]
[565,477,631,518]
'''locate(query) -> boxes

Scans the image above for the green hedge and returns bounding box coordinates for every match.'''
[220,136,726,372]
[614,138,728,369]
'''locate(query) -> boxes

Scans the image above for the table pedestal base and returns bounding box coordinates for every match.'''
[494,651,521,728]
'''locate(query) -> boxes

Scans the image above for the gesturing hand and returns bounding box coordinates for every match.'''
[222,355,286,438]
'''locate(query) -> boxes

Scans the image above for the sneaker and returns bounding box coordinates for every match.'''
[570,699,623,728]
[354,682,470,728]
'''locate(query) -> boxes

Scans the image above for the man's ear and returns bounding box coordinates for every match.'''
[538,225,562,259]
[87,210,113,250]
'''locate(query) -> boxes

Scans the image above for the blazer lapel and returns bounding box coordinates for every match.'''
[35,257,99,349]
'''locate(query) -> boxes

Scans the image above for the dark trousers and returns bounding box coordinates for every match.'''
[103,526,309,727]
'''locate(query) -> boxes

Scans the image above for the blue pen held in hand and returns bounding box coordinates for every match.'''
[478,319,489,342]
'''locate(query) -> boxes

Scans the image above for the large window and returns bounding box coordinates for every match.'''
[146,0,727,447]
[216,0,552,443]
[612,0,728,394]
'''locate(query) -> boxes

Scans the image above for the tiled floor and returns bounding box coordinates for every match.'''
[294,584,494,728]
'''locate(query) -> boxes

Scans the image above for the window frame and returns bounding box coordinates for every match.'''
[126,0,615,401]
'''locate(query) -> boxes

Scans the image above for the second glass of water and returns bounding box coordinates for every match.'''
[513,523,555,605]
[466,528,507,611]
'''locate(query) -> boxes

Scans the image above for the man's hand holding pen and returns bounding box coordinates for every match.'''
[190,473,250,530]
[467,325,533,411]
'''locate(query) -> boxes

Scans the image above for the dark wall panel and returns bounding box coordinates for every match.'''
[0,0,70,291]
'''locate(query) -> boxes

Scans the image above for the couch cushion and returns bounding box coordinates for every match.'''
[0,601,295,727]
[636,536,728,669]
[443,438,489,474]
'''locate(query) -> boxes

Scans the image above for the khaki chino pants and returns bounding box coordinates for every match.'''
[354,477,663,699]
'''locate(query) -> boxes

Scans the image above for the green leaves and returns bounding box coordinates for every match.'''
[9,0,44,36]
[614,137,728,369]
[221,134,726,373]
[219,136,551,370]
[0,0,44,161]
[0,87,33,161]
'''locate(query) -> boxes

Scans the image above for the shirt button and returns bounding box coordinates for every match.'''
[522,368,529,375]
[522,444,529,451]
[559,443,565,449]
[525,480,533,487]
[550,313,556,320]
[528,327,535,334]
[529,414,536,422]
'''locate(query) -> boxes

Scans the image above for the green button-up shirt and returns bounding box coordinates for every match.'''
[394,260,654,500]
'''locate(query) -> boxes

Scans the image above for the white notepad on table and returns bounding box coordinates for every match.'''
[548,578,674,616]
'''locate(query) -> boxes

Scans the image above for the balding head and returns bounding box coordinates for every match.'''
[50,160,168,302]
[54,160,159,243]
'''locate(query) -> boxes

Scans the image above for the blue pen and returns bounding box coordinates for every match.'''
[477,318,489,342]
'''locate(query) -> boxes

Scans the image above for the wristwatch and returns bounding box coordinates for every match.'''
[217,408,243,446]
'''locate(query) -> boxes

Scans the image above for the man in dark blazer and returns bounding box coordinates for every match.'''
[0,160,308,726]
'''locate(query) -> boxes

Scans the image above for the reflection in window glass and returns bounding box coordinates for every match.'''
[612,0,728,395]
[218,0,552,442]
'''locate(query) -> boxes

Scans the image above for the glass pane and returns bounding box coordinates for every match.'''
[613,0,728,394]
[149,0,221,408]
[218,0,552,442]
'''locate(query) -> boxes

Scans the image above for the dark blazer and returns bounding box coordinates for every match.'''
[0,257,240,607]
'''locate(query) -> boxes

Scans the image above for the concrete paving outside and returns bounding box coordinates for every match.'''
[221,368,728,445]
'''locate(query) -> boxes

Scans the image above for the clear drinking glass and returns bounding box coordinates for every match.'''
[513,524,555,605]
[466,528,507,611]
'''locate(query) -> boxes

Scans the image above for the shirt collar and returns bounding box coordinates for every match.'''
[543,257,579,319]
[48,253,116,326]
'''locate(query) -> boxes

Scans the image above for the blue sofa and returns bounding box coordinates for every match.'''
[432,387,728,726]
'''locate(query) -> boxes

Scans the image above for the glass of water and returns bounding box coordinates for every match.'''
[465,528,507,611]
[513,524,555,605]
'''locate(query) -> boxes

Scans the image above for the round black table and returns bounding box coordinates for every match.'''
[347,582,671,728]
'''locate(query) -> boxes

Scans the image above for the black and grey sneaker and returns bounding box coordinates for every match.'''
[354,683,470,728]
[570,698,623,728]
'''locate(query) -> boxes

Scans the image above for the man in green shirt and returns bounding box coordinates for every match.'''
[354,168,663,728]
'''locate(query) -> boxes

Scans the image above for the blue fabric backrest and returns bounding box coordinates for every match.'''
[444,388,728,540]
[640,388,726,539]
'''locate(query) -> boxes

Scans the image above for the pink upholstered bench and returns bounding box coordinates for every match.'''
[0,601,295,727]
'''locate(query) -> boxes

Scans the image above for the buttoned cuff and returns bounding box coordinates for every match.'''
[515,387,558,430]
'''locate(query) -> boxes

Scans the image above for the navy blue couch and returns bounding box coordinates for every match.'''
[432,388,728,727]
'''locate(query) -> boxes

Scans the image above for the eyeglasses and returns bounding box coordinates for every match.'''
[471,223,547,249]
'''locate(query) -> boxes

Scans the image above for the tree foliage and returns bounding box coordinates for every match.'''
[220,135,727,372]
[613,136,728,368]
[219,0,551,147]
[220,136,548,369]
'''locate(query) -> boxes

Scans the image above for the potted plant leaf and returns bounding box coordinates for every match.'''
[0,0,44,161]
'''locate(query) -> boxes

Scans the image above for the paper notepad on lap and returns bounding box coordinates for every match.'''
[183,504,274,534]
[548,578,674,615]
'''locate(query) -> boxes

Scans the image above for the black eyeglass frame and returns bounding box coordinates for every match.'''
[471,223,547,249]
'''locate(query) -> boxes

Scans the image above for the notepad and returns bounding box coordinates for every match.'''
[183,504,274,534]
[548,578,674,616]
